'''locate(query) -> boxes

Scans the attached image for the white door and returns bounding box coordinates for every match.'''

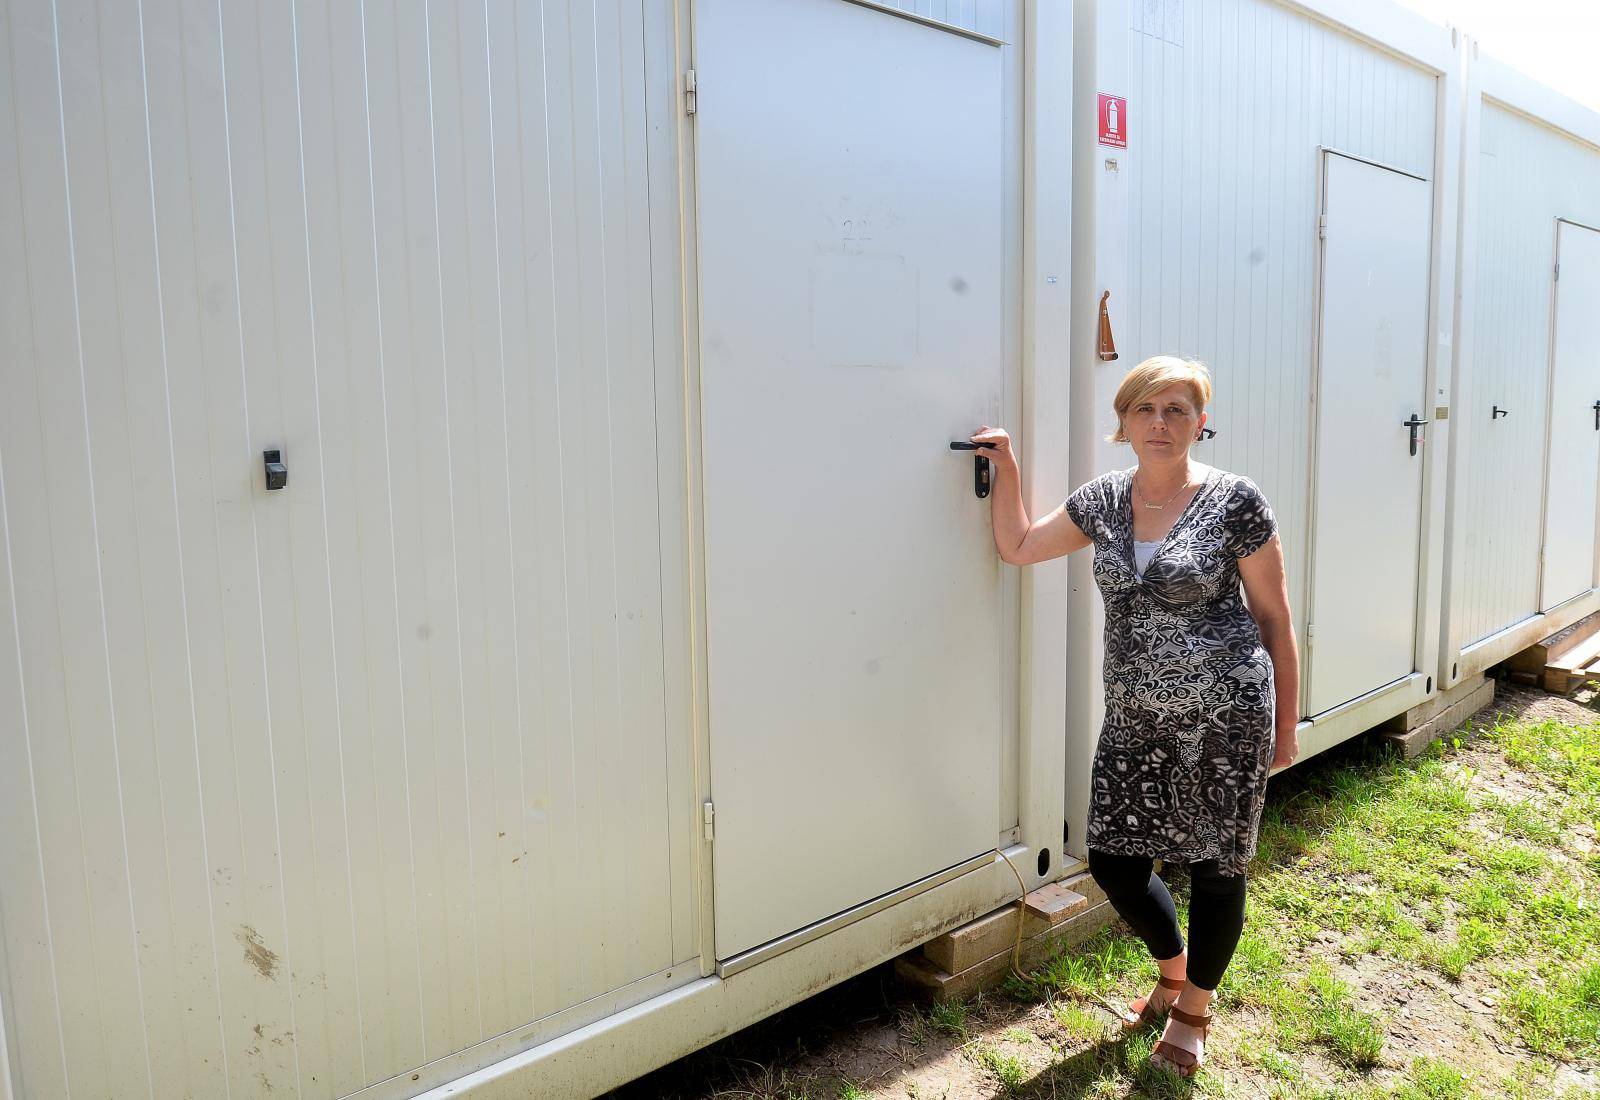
[1540,221,1600,610]
[1306,153,1433,716]
[695,0,1008,960]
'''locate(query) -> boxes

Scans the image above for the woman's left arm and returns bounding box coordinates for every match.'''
[1239,537,1300,770]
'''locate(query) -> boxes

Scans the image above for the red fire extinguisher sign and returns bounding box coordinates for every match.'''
[1098,94,1127,148]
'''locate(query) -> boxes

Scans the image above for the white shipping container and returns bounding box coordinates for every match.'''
[1439,45,1600,689]
[0,1,1073,1097]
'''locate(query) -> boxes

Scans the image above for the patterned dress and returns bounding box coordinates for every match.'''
[1065,467,1280,876]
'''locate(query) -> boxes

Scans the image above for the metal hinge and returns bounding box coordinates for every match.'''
[1305,623,1315,648]
[702,801,715,841]
[684,69,697,115]
[1317,214,1327,239]
[1554,262,1560,282]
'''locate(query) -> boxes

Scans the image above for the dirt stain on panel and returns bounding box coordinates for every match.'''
[236,925,280,980]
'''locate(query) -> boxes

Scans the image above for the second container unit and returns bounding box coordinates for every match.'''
[1065,0,1463,849]
[1441,45,1600,689]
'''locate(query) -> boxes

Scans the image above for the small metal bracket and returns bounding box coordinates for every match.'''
[684,69,696,116]
[1097,290,1118,362]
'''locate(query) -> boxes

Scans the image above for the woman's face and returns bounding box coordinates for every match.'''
[1123,383,1207,465]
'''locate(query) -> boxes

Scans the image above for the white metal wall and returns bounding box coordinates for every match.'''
[1112,0,1438,652]
[0,1,695,1097]
[873,0,1004,39]
[1456,103,1600,646]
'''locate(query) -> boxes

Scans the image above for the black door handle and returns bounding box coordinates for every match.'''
[1402,414,1429,457]
[950,441,994,498]
[1491,405,1509,420]
[263,449,288,490]
[1592,400,1599,431]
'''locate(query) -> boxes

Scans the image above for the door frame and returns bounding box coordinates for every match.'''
[1302,147,1446,722]
[671,0,1074,976]
[1534,216,1600,612]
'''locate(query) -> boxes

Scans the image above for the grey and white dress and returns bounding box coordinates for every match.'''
[1065,467,1280,876]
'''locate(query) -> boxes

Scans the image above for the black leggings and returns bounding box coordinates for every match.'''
[1088,849,1248,992]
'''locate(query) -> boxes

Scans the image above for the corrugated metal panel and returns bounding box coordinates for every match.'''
[0,0,690,1095]
[1114,0,1438,645]
[1458,103,1600,645]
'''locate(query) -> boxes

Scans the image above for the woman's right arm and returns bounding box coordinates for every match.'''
[970,427,1092,565]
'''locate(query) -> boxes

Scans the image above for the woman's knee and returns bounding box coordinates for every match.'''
[1088,849,1156,898]
[1188,860,1247,900]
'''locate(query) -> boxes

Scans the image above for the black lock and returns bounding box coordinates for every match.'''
[950,441,994,499]
[264,449,288,490]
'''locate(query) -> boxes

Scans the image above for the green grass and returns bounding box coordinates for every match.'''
[1390,1057,1473,1099]
[975,1045,1028,1093]
[1050,1000,1107,1043]
[928,998,971,1039]
[1220,712,1600,1065]
[1022,707,1599,1095]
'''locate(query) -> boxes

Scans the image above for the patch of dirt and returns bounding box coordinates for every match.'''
[610,680,1600,1099]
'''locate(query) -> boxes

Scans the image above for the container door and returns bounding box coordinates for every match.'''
[1306,153,1433,716]
[1539,220,1600,611]
[694,0,1007,960]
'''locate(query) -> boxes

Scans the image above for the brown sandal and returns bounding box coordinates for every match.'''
[1150,1003,1212,1077]
[1121,974,1187,1032]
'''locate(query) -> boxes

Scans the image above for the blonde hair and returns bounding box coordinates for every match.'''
[1108,356,1213,443]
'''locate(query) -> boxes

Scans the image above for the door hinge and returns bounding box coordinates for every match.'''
[702,800,715,841]
[1305,623,1315,648]
[1317,214,1327,240]
[684,69,697,116]
[1554,262,1560,282]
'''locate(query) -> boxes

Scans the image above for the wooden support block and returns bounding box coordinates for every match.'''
[1024,882,1090,925]
[920,906,1022,976]
[895,900,1119,1004]
[1383,674,1490,733]
[919,883,1088,975]
[1552,630,1600,674]
[1509,611,1600,673]
[1384,676,1494,758]
[1542,665,1593,697]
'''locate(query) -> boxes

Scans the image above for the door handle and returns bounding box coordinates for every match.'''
[1491,405,1509,420]
[1402,414,1429,457]
[950,441,994,498]
[263,449,288,490]
[1592,400,1599,431]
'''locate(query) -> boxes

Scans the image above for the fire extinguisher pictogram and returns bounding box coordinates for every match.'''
[1097,94,1128,149]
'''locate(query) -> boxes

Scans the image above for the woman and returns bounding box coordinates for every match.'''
[971,356,1299,1077]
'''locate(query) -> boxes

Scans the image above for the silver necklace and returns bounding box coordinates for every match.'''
[1133,473,1192,510]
